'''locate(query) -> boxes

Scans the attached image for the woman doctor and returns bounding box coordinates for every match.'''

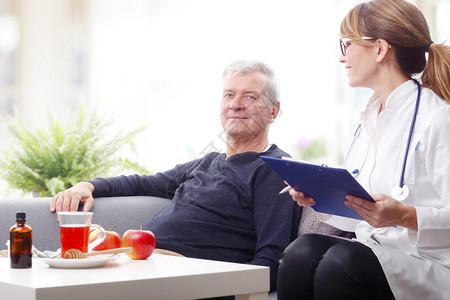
[277,0,450,299]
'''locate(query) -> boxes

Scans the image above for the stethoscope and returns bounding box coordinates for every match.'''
[346,80,421,201]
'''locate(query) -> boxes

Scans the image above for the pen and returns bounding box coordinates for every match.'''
[279,186,292,194]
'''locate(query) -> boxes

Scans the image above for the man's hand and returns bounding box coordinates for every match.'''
[345,193,418,231]
[288,188,316,207]
[50,182,95,213]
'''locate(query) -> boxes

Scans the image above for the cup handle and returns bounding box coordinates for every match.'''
[88,224,106,251]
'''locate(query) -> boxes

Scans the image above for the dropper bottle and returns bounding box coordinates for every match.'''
[10,211,32,268]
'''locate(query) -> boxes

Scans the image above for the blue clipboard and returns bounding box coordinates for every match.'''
[260,156,374,220]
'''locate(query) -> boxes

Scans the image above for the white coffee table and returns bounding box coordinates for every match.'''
[0,253,269,300]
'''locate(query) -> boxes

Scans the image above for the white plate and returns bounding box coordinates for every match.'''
[39,255,117,269]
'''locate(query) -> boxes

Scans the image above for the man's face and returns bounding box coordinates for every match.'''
[220,71,277,142]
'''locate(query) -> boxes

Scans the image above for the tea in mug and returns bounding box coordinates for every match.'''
[60,225,90,257]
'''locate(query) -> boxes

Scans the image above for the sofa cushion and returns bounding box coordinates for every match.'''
[297,206,355,238]
[90,196,170,239]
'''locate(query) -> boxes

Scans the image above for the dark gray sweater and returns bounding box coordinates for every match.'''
[90,144,301,291]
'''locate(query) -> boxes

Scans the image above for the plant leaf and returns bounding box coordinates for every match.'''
[0,103,150,196]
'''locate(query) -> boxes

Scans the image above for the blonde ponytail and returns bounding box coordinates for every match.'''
[421,43,450,103]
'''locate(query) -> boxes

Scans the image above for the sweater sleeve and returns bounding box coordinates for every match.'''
[90,157,208,198]
[90,165,190,199]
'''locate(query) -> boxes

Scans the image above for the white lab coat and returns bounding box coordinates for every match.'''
[322,80,450,300]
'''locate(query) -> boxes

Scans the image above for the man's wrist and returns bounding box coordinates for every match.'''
[77,181,95,193]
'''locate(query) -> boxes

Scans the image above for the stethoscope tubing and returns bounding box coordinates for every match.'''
[399,80,421,188]
[345,79,421,199]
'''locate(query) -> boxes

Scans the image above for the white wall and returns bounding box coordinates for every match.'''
[0,0,448,192]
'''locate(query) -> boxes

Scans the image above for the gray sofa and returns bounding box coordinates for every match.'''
[0,196,171,251]
[0,196,351,299]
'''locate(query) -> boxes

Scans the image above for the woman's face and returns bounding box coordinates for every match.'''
[339,41,378,88]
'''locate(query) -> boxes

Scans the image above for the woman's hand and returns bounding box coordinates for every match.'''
[345,193,418,231]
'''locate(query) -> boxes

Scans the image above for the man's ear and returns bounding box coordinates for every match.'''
[375,39,392,63]
[269,101,280,123]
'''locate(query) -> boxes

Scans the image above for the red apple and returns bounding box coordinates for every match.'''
[90,226,122,251]
[122,228,156,260]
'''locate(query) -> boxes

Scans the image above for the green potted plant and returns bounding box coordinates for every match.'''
[0,105,149,197]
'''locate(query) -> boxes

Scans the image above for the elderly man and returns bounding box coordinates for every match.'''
[50,60,301,291]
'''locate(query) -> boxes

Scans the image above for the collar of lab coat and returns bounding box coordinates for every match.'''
[359,79,417,144]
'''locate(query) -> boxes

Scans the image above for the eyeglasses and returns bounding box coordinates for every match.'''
[339,37,375,56]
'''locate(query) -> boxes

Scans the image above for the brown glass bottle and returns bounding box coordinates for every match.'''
[10,211,32,269]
